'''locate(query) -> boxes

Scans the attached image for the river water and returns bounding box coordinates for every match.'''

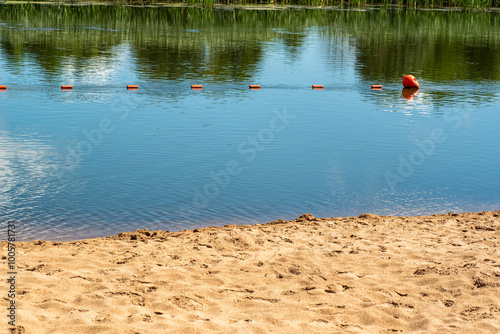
[0,5,499,240]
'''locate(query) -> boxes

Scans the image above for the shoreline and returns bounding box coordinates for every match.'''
[2,210,499,333]
[4,209,500,243]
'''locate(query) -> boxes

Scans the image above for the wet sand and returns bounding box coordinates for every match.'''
[2,211,500,333]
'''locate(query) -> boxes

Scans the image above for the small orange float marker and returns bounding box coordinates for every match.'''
[312,85,323,89]
[127,85,139,90]
[191,85,203,90]
[0,85,6,91]
[61,85,73,90]
[249,85,260,90]
[401,75,419,89]
[371,85,382,90]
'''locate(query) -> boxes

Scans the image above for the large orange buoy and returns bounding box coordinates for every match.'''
[401,75,419,89]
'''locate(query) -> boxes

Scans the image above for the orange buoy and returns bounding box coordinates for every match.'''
[312,85,323,89]
[249,85,261,90]
[191,85,203,90]
[401,87,419,101]
[0,85,6,91]
[127,85,139,90]
[371,85,382,90]
[61,85,73,90]
[401,75,419,89]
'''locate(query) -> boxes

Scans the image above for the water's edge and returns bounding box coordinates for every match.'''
[2,210,498,243]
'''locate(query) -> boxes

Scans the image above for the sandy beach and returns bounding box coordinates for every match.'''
[2,211,500,333]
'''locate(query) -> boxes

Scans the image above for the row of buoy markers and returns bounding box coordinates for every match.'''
[0,84,383,91]
[1,80,423,102]
[0,76,423,91]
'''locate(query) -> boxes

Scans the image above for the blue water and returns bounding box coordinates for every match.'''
[1,9,500,241]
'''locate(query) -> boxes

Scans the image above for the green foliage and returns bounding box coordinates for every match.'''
[3,0,499,8]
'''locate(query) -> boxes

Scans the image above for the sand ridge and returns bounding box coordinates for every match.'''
[2,211,500,333]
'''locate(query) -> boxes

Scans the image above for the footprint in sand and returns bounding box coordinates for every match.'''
[169,295,205,311]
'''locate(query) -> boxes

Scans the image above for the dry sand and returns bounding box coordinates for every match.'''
[2,211,500,333]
